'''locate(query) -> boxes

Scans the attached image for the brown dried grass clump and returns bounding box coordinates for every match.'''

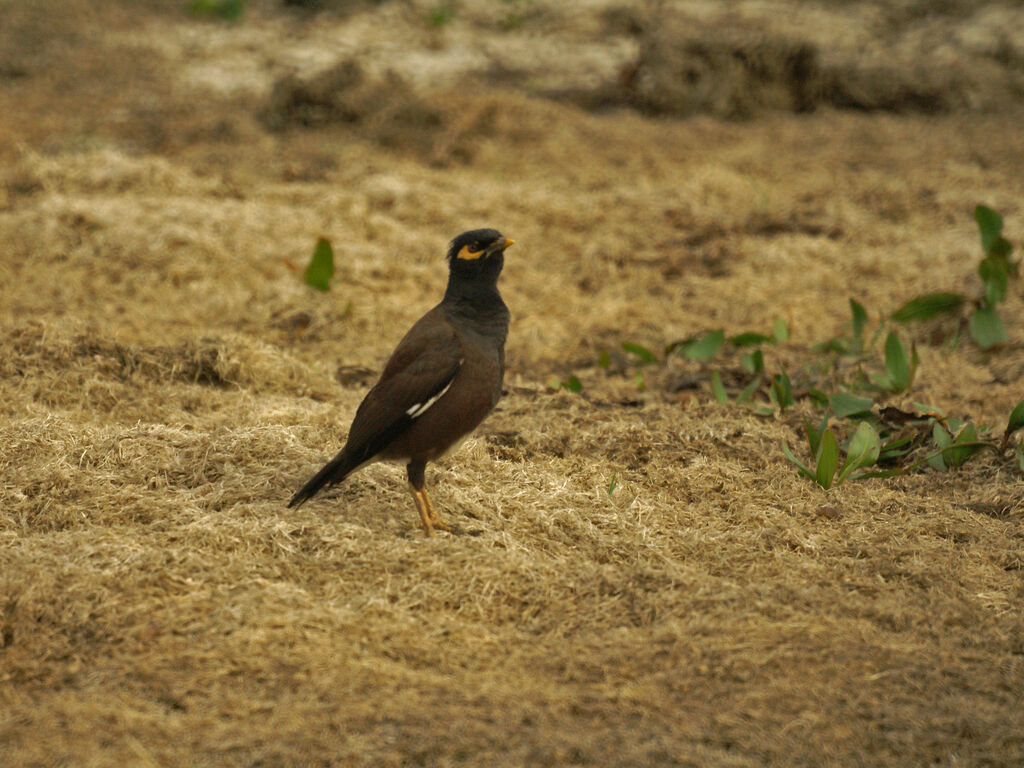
[618,29,820,118]
[2,2,1024,767]
[260,60,436,134]
[260,59,504,166]
[588,3,1024,118]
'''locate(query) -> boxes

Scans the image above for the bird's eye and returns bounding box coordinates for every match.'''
[471,242,481,251]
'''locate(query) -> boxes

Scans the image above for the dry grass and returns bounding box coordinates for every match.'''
[598,1,1024,117]
[2,1,1024,766]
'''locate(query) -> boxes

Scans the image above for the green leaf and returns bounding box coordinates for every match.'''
[190,0,245,20]
[1015,444,1024,473]
[989,236,1013,261]
[932,422,953,449]
[560,375,583,393]
[770,370,794,411]
[597,350,611,370]
[837,421,881,483]
[815,429,839,490]
[807,388,829,407]
[679,330,725,361]
[878,433,916,461]
[850,299,868,348]
[983,277,1005,310]
[975,205,1003,255]
[830,392,874,419]
[942,424,985,468]
[929,423,952,470]
[622,342,658,365]
[781,441,815,482]
[891,293,966,323]
[607,475,618,496]
[710,370,729,403]
[957,424,978,443]
[741,349,764,375]
[968,307,1007,349]
[812,337,848,355]
[979,258,1009,308]
[303,237,335,292]
[736,376,761,404]
[728,332,772,347]
[850,467,905,480]
[1006,399,1024,437]
[805,417,824,458]
[634,370,646,391]
[869,372,892,391]
[884,332,913,392]
[753,406,775,417]
[426,3,456,27]
[773,318,790,344]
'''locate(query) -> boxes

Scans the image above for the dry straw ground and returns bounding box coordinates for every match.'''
[2,1,1024,766]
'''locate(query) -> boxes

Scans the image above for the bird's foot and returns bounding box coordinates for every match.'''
[427,515,460,535]
[420,488,461,535]
[411,485,459,536]
[409,484,481,536]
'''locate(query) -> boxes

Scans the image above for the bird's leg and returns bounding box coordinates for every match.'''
[407,461,431,535]
[406,461,454,535]
[408,483,435,536]
[419,487,454,532]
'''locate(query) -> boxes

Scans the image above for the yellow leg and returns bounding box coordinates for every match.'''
[407,484,454,536]
[409,484,435,536]
[406,461,457,536]
[421,488,454,532]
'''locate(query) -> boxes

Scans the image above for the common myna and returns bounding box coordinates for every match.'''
[288,228,514,535]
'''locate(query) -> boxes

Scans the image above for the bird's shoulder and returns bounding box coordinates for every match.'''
[380,304,463,382]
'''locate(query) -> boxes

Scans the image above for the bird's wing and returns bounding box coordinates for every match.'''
[341,306,463,466]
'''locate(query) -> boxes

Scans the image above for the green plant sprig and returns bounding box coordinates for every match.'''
[890,205,1017,349]
[599,207,1021,485]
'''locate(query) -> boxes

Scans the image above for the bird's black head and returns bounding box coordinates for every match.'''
[446,229,514,284]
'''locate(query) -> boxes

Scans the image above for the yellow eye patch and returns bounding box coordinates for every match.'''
[456,244,484,260]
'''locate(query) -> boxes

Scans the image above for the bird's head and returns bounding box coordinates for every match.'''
[446,228,515,282]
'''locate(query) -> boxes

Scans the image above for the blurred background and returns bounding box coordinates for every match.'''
[2,2,1024,767]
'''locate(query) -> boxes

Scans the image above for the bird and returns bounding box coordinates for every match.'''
[288,228,514,535]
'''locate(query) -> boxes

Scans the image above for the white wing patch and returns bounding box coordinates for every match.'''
[405,361,462,419]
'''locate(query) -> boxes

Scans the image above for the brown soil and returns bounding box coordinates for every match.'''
[2,1,1023,766]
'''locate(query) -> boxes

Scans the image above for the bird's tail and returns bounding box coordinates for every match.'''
[287,450,355,509]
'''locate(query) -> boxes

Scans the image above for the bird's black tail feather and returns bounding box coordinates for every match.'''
[287,450,354,509]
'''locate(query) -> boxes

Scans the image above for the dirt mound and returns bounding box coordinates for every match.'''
[261,59,436,133]
[615,30,820,118]
[579,4,1024,117]
[261,58,501,165]
[2,323,328,395]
